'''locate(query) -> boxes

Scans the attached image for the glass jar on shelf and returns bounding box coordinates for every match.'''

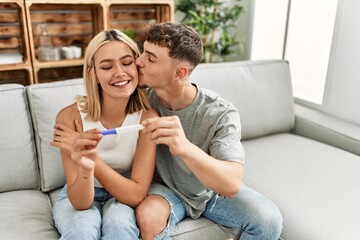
[37,24,61,62]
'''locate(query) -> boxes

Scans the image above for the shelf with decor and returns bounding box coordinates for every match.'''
[0,0,33,85]
[24,0,107,83]
[106,0,174,46]
[0,0,174,85]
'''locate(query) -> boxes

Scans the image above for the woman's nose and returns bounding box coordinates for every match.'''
[114,71,125,78]
[114,65,126,78]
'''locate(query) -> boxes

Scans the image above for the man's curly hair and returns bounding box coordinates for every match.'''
[144,22,203,71]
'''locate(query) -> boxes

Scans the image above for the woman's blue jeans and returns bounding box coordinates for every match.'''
[149,183,283,240]
[52,185,139,240]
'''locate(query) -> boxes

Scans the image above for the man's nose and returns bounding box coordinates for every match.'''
[135,54,143,67]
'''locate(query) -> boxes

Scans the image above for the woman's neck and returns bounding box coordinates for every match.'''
[100,97,128,129]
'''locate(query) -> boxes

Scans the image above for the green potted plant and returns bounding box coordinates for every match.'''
[176,0,244,63]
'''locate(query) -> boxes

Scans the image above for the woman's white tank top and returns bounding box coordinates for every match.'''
[78,107,142,188]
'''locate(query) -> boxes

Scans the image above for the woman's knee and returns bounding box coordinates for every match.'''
[102,199,139,239]
[54,205,102,239]
[103,199,136,225]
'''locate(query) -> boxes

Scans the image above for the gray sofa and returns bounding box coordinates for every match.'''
[1,60,359,240]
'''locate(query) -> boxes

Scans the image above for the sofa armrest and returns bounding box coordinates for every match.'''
[293,103,360,156]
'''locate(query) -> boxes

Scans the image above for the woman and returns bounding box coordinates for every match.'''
[51,29,158,239]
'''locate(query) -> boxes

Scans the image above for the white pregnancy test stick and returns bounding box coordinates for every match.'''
[101,124,144,135]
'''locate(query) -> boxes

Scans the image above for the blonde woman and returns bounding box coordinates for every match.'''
[51,29,157,239]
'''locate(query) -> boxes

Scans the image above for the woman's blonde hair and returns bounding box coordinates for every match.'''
[77,29,150,121]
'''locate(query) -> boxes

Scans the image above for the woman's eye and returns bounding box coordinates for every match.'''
[123,61,133,66]
[100,66,112,70]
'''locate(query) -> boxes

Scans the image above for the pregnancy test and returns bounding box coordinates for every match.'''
[101,124,144,135]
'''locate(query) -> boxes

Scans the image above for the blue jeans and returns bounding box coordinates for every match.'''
[53,185,139,240]
[149,183,283,240]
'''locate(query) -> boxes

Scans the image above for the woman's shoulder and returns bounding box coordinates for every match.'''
[56,102,80,123]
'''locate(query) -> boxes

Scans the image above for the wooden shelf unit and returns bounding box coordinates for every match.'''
[0,0,173,85]
[24,0,107,83]
[106,0,174,45]
[0,0,33,85]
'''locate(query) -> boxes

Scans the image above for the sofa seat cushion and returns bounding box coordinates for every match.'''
[171,217,241,240]
[0,190,59,239]
[243,133,360,240]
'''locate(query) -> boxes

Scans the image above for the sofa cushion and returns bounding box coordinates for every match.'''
[26,79,85,192]
[243,133,360,240]
[294,103,360,156]
[0,190,59,239]
[0,84,39,192]
[190,60,295,140]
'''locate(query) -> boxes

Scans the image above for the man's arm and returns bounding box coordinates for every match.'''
[142,115,243,197]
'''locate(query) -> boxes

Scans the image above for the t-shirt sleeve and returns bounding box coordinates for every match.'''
[209,106,245,164]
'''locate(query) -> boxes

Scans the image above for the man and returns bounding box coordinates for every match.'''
[135,22,283,240]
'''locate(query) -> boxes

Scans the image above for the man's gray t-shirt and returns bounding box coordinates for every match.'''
[148,84,245,219]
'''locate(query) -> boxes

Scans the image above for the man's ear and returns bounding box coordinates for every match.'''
[175,65,189,80]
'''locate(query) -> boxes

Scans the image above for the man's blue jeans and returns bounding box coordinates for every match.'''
[149,183,283,240]
[53,185,139,239]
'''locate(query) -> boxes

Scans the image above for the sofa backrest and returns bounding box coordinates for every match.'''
[190,60,295,140]
[1,60,294,193]
[0,84,39,192]
[26,79,84,192]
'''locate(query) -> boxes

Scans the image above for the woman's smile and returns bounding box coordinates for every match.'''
[112,80,130,87]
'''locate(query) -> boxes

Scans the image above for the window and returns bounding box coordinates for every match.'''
[250,0,288,60]
[251,0,338,104]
